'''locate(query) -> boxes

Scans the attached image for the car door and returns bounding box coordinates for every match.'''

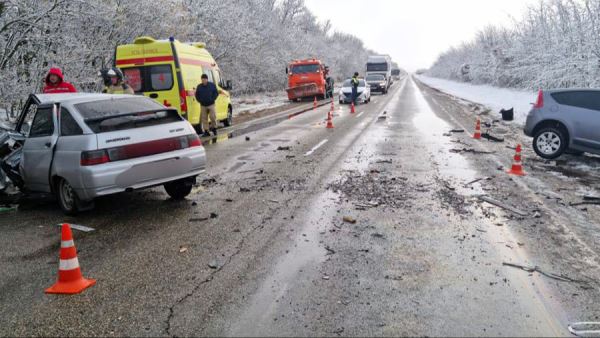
[20,103,59,192]
[557,91,600,149]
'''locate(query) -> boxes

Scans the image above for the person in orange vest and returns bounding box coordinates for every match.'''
[43,68,77,94]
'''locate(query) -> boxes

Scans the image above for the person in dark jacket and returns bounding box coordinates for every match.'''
[351,72,360,104]
[195,74,228,136]
[43,68,77,94]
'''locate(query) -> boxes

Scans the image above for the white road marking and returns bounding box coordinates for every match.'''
[356,112,364,118]
[304,139,329,156]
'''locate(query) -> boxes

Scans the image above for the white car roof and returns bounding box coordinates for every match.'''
[34,93,139,105]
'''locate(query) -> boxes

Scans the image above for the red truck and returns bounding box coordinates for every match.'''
[285,59,334,101]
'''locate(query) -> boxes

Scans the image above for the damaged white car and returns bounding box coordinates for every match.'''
[0,93,206,214]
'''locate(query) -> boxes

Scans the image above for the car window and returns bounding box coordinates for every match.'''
[290,64,320,74]
[551,91,600,111]
[60,107,83,136]
[19,102,38,136]
[150,65,174,91]
[212,70,221,87]
[29,106,54,137]
[123,68,142,92]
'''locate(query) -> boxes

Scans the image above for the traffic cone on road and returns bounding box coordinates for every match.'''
[45,224,96,295]
[313,96,317,110]
[473,117,482,139]
[326,111,334,129]
[507,144,526,176]
[351,102,356,114]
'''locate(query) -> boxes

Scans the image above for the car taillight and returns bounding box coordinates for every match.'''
[81,149,110,166]
[180,89,188,113]
[533,89,544,109]
[187,134,202,147]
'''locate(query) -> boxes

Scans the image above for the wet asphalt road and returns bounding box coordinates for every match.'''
[0,76,596,336]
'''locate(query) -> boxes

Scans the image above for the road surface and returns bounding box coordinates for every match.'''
[1,76,599,336]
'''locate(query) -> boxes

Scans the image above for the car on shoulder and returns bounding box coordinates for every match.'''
[365,74,388,94]
[10,93,206,214]
[524,89,600,159]
[339,79,371,104]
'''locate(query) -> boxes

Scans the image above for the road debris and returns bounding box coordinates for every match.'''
[210,212,219,219]
[189,217,209,223]
[375,159,393,164]
[464,177,489,186]
[56,223,95,232]
[502,262,588,284]
[179,246,188,253]
[324,246,336,255]
[450,148,495,155]
[343,216,357,224]
[481,133,504,142]
[449,129,465,133]
[276,146,291,151]
[479,196,528,216]
[208,260,219,269]
[568,322,600,336]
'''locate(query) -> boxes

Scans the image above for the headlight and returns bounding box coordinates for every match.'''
[380,82,386,86]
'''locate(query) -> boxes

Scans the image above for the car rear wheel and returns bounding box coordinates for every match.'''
[223,106,233,127]
[57,178,91,215]
[533,127,567,159]
[164,178,194,200]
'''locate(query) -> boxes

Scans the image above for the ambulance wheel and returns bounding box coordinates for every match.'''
[223,106,233,127]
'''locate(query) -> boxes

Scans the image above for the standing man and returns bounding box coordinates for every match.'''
[43,67,77,94]
[195,74,228,137]
[351,72,360,104]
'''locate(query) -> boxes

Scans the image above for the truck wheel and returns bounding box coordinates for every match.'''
[223,106,233,127]
[57,178,92,215]
[164,178,194,200]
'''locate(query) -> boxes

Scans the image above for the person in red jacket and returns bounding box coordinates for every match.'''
[42,68,77,94]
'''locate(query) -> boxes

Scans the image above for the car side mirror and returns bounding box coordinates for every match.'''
[226,80,232,91]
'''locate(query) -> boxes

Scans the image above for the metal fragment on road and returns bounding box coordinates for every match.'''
[56,223,95,232]
[568,322,600,336]
[478,196,528,216]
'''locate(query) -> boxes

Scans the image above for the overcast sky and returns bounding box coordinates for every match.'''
[304,0,539,72]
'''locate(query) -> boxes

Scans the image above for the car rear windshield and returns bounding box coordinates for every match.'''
[550,91,600,111]
[290,64,320,74]
[75,98,182,133]
[122,65,174,92]
[342,79,366,87]
[366,75,385,81]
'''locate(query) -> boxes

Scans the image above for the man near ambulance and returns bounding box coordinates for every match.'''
[195,74,228,137]
[43,67,77,94]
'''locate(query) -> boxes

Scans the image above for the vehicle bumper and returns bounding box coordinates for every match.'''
[523,109,539,137]
[75,147,206,200]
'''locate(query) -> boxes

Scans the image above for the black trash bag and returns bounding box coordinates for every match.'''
[500,108,514,121]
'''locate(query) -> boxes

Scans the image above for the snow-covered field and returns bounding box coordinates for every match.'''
[416,75,536,125]
[232,92,289,116]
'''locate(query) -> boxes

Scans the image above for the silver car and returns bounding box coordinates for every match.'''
[338,79,371,104]
[524,89,600,159]
[12,93,206,214]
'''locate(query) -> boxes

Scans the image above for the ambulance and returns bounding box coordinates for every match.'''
[115,36,233,131]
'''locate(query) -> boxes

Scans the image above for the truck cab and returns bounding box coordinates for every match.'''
[286,59,333,101]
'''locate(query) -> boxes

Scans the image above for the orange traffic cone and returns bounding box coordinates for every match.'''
[45,224,96,294]
[351,102,356,114]
[313,96,317,110]
[507,144,526,176]
[326,111,334,129]
[473,118,482,139]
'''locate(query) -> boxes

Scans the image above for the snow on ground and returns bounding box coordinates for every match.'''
[232,91,289,116]
[416,75,536,125]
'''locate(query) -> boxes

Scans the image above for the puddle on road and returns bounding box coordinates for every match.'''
[411,81,484,196]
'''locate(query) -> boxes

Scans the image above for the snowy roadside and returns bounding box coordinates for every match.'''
[232,91,289,117]
[416,75,536,125]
